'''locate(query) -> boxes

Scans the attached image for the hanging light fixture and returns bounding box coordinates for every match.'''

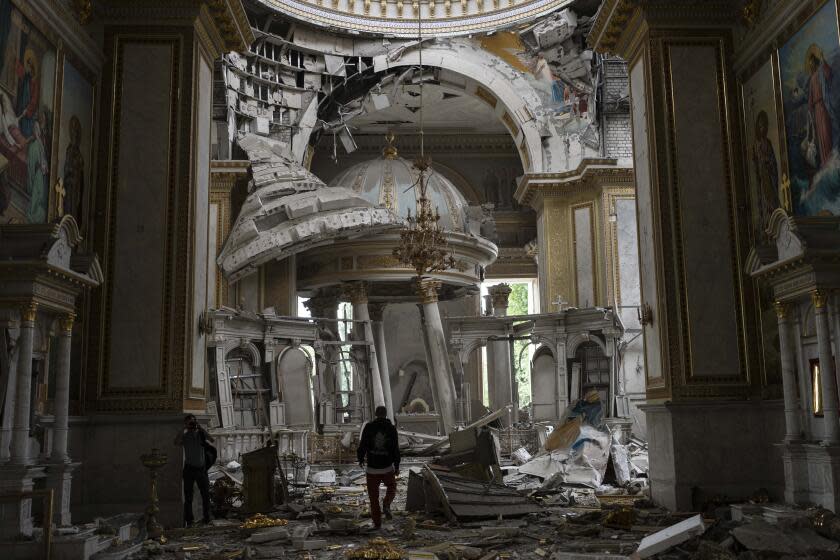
[392,7,457,278]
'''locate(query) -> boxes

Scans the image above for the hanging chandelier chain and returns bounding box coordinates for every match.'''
[392,5,457,280]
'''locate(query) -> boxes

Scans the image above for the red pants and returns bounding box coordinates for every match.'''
[366,470,396,527]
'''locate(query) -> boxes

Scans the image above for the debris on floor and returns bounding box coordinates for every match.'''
[115,406,840,560]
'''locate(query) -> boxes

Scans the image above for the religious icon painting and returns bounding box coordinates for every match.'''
[778,0,840,216]
[742,57,784,239]
[55,57,94,228]
[0,0,57,224]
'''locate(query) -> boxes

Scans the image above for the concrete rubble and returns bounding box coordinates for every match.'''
[94,434,840,560]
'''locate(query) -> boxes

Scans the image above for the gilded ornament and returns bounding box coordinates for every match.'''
[812,289,827,310]
[71,0,92,25]
[60,313,76,334]
[740,0,761,28]
[780,174,792,214]
[346,537,404,559]
[21,302,38,323]
[773,301,788,320]
[415,279,441,304]
[140,448,168,539]
[382,131,399,160]
[240,513,289,529]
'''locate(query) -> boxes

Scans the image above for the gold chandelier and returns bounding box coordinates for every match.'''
[392,6,456,278]
[393,156,456,277]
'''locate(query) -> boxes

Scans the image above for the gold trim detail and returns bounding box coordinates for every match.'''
[21,302,38,324]
[812,289,826,310]
[416,279,441,304]
[474,86,497,108]
[773,301,788,320]
[60,313,76,334]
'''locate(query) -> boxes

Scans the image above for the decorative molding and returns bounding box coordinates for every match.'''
[315,133,518,155]
[416,279,442,304]
[21,302,39,324]
[97,0,253,53]
[812,289,827,311]
[255,0,572,37]
[488,283,512,310]
[368,302,387,321]
[60,312,76,334]
[343,281,369,305]
[514,160,633,209]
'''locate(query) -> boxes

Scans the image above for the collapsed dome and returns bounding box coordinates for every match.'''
[327,151,469,234]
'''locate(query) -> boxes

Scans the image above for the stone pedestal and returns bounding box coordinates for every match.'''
[780,443,840,512]
[0,465,45,539]
[641,400,785,511]
[44,462,79,527]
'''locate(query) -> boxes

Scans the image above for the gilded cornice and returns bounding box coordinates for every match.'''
[211,159,250,171]
[98,0,253,52]
[733,0,827,78]
[588,0,736,56]
[514,159,633,210]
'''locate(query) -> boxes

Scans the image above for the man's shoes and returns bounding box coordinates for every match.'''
[383,506,392,520]
[184,521,193,528]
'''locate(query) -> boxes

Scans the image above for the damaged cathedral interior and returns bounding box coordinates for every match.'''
[3,0,840,557]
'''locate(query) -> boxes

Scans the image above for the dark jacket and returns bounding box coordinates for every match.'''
[357,417,400,470]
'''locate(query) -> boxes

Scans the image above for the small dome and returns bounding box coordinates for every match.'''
[328,151,468,233]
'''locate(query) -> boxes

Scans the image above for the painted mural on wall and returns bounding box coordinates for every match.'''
[743,58,783,238]
[778,0,840,216]
[0,0,56,224]
[56,58,93,227]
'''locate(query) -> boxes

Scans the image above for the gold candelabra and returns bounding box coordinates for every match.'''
[140,448,168,539]
[392,156,456,277]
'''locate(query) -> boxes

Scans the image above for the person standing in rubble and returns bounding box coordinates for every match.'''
[174,414,214,527]
[357,406,400,529]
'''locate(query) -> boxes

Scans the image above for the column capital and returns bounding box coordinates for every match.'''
[59,313,76,335]
[812,289,827,311]
[304,293,340,318]
[20,302,38,324]
[774,301,789,321]
[416,279,441,304]
[342,282,368,305]
[488,283,512,310]
[368,303,387,322]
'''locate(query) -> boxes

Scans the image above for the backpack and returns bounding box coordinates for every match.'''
[199,430,218,471]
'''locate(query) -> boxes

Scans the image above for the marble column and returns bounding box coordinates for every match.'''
[774,302,802,442]
[814,290,840,445]
[0,312,20,461]
[417,280,457,433]
[369,303,394,420]
[46,313,77,527]
[11,302,36,464]
[345,283,385,410]
[51,313,74,461]
[488,284,513,423]
[417,304,442,419]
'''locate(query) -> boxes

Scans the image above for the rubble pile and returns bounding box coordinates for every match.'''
[118,404,840,560]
